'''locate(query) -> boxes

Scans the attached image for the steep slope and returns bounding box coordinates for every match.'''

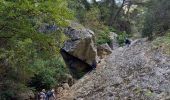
[59,39,170,100]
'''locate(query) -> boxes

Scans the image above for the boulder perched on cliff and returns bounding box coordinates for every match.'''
[97,43,112,59]
[63,28,97,65]
[60,38,170,100]
[61,23,97,78]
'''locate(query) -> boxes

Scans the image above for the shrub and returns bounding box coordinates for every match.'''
[0,0,72,99]
[96,29,112,45]
[117,31,127,46]
[28,57,69,91]
[142,0,170,38]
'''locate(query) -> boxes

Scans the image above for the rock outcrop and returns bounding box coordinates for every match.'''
[60,38,170,100]
[108,32,119,50]
[97,43,112,59]
[61,23,97,78]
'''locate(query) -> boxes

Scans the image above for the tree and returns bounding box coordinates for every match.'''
[0,0,72,99]
[142,0,170,38]
[111,0,125,25]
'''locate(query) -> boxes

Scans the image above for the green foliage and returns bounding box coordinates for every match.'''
[97,0,116,25]
[84,7,101,30]
[69,0,133,45]
[0,81,31,100]
[96,28,112,45]
[68,0,90,23]
[28,57,69,91]
[0,0,72,99]
[142,12,154,38]
[142,0,170,38]
[69,2,112,45]
[117,31,127,46]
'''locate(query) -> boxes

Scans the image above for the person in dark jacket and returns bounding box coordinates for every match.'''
[92,60,97,69]
[46,89,56,100]
[125,38,131,47]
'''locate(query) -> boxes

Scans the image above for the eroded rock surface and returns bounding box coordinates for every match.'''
[97,43,112,59]
[108,32,119,50]
[61,23,97,78]
[60,38,170,100]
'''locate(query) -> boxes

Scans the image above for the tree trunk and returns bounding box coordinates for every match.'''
[108,0,116,26]
[111,0,126,25]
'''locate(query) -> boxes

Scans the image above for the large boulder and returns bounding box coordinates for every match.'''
[61,23,97,79]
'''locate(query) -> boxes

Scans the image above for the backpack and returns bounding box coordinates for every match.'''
[46,91,53,98]
[125,39,131,45]
[38,92,46,99]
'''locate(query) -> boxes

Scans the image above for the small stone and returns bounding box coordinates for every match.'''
[63,83,70,90]
[57,87,63,93]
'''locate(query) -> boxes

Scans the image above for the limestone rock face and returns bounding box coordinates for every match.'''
[62,38,170,100]
[61,23,97,78]
[97,43,112,59]
[63,28,97,65]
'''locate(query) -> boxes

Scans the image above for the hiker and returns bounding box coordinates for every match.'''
[92,60,97,69]
[125,38,131,47]
[46,89,56,100]
[39,89,46,100]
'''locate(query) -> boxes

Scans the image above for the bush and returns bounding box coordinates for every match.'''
[142,0,170,38]
[28,57,69,91]
[117,31,127,46]
[0,80,31,100]
[0,0,72,99]
[96,29,112,45]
